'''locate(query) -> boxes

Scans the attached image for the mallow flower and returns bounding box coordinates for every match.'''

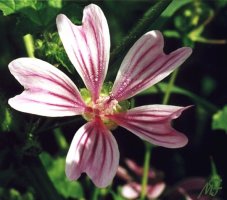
[8,4,192,187]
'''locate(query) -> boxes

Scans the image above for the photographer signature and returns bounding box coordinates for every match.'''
[197,176,222,199]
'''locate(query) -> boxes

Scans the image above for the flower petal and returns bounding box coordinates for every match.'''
[111,31,192,101]
[8,58,85,117]
[56,4,110,101]
[65,119,119,188]
[121,182,141,199]
[108,105,189,148]
[125,159,143,177]
[147,182,166,199]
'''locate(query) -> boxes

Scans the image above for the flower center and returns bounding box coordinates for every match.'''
[80,82,130,130]
[83,96,119,130]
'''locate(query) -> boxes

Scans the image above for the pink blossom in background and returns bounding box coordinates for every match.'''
[168,177,221,200]
[8,4,192,187]
[117,159,165,199]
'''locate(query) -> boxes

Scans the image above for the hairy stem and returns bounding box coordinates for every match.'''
[110,0,173,66]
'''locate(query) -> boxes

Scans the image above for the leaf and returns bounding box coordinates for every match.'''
[0,187,35,200]
[212,106,227,133]
[0,0,15,15]
[0,0,35,16]
[161,0,192,17]
[40,152,84,199]
[0,0,62,26]
[35,32,76,74]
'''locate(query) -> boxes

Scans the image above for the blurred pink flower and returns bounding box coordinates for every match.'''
[117,159,165,199]
[168,177,221,200]
[8,4,192,187]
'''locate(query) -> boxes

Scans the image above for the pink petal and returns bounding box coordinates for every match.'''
[117,166,133,182]
[108,105,189,148]
[125,159,144,176]
[177,177,206,191]
[65,119,119,188]
[56,4,110,101]
[111,31,192,101]
[125,159,159,179]
[147,182,166,199]
[121,182,141,199]
[8,58,85,117]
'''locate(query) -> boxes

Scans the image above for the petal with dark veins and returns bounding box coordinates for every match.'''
[8,58,85,117]
[108,105,189,148]
[111,31,192,101]
[66,119,119,188]
[57,4,110,101]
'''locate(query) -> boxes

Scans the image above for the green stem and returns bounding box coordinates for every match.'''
[140,142,152,200]
[109,0,172,66]
[194,36,227,44]
[23,34,35,57]
[92,187,100,200]
[54,128,68,151]
[162,69,179,105]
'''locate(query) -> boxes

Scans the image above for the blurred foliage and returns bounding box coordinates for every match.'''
[212,106,227,133]
[0,98,12,132]
[163,0,227,47]
[35,32,75,74]
[0,187,35,200]
[0,0,227,199]
[40,152,84,199]
[0,0,62,26]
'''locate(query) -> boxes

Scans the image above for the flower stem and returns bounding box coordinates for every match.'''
[23,34,35,57]
[162,69,179,105]
[140,51,178,200]
[140,142,153,200]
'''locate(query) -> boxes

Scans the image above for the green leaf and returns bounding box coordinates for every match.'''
[0,0,62,26]
[0,0,35,16]
[0,187,35,200]
[161,0,192,17]
[212,106,227,133]
[0,0,15,15]
[35,32,76,73]
[40,152,84,199]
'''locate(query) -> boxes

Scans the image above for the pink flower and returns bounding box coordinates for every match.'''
[8,4,192,187]
[117,159,166,199]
